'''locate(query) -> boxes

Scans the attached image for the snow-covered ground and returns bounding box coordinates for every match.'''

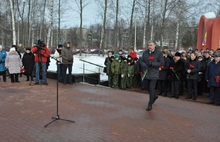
[48,54,108,81]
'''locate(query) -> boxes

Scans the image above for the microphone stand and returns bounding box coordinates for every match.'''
[44,56,75,127]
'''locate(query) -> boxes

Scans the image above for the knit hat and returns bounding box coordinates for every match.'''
[26,47,31,51]
[174,52,181,57]
[10,47,16,52]
[114,54,119,59]
[58,44,63,48]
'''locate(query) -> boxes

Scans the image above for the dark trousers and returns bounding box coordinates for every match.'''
[57,64,63,81]
[171,80,180,97]
[62,64,72,84]
[148,80,157,105]
[187,79,198,99]
[26,75,33,81]
[10,73,19,83]
[209,87,220,103]
[0,71,6,81]
[157,80,167,94]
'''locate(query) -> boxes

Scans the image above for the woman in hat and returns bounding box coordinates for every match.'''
[54,44,63,82]
[22,47,35,81]
[5,48,22,83]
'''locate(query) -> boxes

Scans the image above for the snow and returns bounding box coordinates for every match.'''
[203,12,216,19]
[48,54,108,81]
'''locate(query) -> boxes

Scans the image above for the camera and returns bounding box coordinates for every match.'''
[35,39,45,50]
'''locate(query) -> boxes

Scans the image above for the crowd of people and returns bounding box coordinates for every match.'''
[0,40,74,85]
[104,42,220,110]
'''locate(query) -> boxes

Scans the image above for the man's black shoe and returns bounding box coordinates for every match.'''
[157,92,162,95]
[42,82,48,85]
[207,101,215,104]
[146,105,152,111]
[185,96,192,99]
[152,96,158,104]
[34,82,39,85]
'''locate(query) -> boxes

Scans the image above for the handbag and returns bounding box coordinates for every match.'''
[20,67,26,73]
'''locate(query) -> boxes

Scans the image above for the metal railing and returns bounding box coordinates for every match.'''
[79,59,105,84]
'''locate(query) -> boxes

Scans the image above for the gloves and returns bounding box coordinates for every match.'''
[0,60,2,63]
[121,74,124,78]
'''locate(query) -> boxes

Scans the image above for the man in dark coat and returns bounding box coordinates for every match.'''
[169,52,185,99]
[139,40,164,111]
[157,51,170,96]
[185,52,201,100]
[205,52,220,105]
[61,42,74,84]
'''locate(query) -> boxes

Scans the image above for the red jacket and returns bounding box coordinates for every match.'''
[129,51,137,60]
[32,46,50,63]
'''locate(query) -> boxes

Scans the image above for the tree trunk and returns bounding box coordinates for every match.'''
[40,0,47,40]
[58,0,61,44]
[115,0,119,51]
[159,0,168,49]
[79,0,83,56]
[46,0,54,48]
[9,0,16,45]
[129,0,136,48]
[99,0,108,56]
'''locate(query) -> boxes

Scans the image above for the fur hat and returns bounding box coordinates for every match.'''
[174,52,181,57]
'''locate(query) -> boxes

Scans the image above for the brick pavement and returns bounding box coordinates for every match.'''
[0,77,220,142]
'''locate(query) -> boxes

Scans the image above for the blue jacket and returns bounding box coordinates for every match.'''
[205,60,220,87]
[0,50,7,72]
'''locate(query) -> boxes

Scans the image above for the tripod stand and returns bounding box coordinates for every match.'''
[44,56,75,127]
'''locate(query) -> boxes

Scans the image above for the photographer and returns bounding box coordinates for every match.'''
[32,40,50,85]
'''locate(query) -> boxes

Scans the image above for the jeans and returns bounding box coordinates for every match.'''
[35,62,47,83]
[62,64,72,83]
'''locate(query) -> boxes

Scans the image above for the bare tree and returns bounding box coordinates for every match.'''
[46,0,54,48]
[99,0,108,56]
[9,0,16,45]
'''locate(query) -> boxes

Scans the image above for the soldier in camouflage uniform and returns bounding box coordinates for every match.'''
[120,57,128,90]
[127,61,134,88]
[111,54,121,88]
[104,51,114,87]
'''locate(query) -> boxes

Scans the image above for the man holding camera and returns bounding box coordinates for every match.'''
[32,40,50,85]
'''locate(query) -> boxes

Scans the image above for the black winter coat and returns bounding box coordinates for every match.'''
[140,48,164,80]
[159,57,170,80]
[169,59,185,81]
[22,52,35,75]
[186,58,201,80]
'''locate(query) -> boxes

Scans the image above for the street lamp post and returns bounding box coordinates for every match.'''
[134,7,138,52]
